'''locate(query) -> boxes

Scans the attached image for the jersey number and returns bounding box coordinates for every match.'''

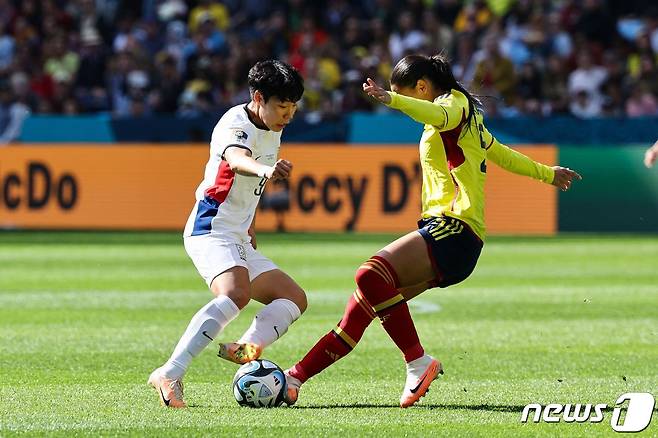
[254,177,267,196]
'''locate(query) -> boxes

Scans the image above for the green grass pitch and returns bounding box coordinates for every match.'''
[1,232,657,437]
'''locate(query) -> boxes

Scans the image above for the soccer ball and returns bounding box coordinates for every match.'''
[232,359,286,408]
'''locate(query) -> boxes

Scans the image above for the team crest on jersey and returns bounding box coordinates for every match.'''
[233,130,248,143]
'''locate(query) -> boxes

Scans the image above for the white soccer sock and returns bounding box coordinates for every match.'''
[238,298,301,348]
[162,295,240,380]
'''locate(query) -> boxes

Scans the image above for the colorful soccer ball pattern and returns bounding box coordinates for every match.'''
[232,359,286,408]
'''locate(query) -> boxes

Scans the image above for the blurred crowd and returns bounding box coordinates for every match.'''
[1,0,657,140]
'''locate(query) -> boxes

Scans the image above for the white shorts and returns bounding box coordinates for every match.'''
[183,234,278,287]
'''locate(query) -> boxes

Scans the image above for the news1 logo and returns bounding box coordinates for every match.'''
[521,392,655,432]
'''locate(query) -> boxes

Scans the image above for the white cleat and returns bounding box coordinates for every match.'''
[400,355,443,408]
[147,367,187,408]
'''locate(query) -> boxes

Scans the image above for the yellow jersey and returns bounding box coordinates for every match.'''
[387,89,554,241]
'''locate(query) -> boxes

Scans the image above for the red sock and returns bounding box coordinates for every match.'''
[288,290,375,383]
[378,302,424,362]
[356,256,424,363]
[288,331,349,384]
[337,288,377,344]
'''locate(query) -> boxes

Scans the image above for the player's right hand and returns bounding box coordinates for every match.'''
[266,159,293,180]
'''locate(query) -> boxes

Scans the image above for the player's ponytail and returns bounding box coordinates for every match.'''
[429,54,481,130]
[391,54,482,130]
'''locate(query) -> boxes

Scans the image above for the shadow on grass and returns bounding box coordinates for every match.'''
[292,403,527,412]
[292,404,658,412]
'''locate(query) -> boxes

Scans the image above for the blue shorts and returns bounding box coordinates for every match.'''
[417,216,483,288]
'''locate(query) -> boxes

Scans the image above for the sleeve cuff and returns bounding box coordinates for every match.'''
[386,91,399,108]
[542,166,555,184]
[221,144,253,160]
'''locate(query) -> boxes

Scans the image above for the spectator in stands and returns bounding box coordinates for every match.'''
[341,69,374,113]
[71,0,111,46]
[12,15,40,56]
[454,1,492,36]
[421,10,454,57]
[188,0,229,33]
[575,0,616,48]
[0,0,15,31]
[0,80,14,142]
[158,0,188,22]
[472,35,517,106]
[600,81,625,117]
[74,29,109,112]
[568,51,607,111]
[627,32,654,80]
[541,54,570,114]
[341,17,368,52]
[0,0,654,125]
[570,89,602,119]
[50,74,76,113]
[262,10,288,59]
[516,61,542,115]
[625,84,658,117]
[546,11,573,59]
[0,73,31,144]
[151,53,183,114]
[44,35,80,84]
[650,15,658,54]
[0,22,14,74]
[289,15,328,75]
[452,34,478,85]
[637,53,658,97]
[389,11,426,62]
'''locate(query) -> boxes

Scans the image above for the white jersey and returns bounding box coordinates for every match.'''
[183,104,281,241]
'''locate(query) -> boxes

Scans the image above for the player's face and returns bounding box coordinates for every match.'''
[257,94,298,132]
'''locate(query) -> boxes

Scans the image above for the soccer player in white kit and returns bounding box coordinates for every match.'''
[148,60,306,408]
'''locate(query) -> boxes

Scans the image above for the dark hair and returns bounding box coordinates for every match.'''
[390,54,482,130]
[248,60,304,103]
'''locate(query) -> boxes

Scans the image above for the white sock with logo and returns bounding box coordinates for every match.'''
[238,298,301,348]
[162,295,240,380]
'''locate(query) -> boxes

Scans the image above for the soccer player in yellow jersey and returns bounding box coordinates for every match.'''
[284,54,582,408]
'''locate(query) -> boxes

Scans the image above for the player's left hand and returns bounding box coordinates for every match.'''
[363,78,392,104]
[248,226,257,249]
[551,166,582,191]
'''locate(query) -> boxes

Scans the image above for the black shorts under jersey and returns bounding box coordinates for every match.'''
[417,216,483,288]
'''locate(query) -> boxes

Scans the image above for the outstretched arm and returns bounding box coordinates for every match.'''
[362,78,461,129]
[487,138,581,191]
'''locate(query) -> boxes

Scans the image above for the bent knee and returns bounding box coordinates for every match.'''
[355,257,401,306]
[354,265,371,289]
[284,287,307,314]
[211,284,250,309]
[355,259,396,289]
[294,290,308,314]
